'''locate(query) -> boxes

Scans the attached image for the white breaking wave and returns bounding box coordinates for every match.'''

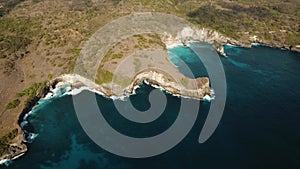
[226,43,238,47]
[43,92,54,100]
[251,43,260,46]
[23,110,33,121]
[0,153,25,166]
[0,159,9,165]
[65,86,90,96]
[64,85,127,101]
[11,153,25,160]
[110,95,128,101]
[52,84,71,96]
[20,121,28,128]
[27,133,38,143]
[166,42,184,49]
[203,95,213,102]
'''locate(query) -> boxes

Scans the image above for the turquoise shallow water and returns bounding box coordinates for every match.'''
[2,43,300,169]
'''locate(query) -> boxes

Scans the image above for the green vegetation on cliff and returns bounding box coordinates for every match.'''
[5,99,20,110]
[0,128,18,156]
[95,69,113,84]
[17,82,47,107]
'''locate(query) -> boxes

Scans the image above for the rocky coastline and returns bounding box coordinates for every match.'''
[53,71,212,100]
[0,68,212,164]
[0,134,27,165]
[0,80,53,165]
[161,27,249,57]
[161,26,300,57]
[2,26,299,164]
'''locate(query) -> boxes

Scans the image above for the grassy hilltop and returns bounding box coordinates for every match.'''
[0,0,299,148]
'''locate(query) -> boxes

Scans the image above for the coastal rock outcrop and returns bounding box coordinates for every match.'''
[127,71,211,99]
[53,72,212,100]
[0,81,51,165]
[161,26,246,56]
[0,134,27,164]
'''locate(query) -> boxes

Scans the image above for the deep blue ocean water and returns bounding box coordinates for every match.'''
[2,44,300,169]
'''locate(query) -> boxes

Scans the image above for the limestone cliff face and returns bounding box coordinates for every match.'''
[126,71,211,100]
[162,26,249,56]
[178,27,238,44]
[0,71,209,163]
[162,26,300,54]
[54,72,211,100]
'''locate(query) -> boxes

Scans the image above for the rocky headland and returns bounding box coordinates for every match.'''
[161,27,244,57]
[162,26,300,57]
[0,29,215,163]
[0,67,212,164]
[1,4,300,162]
[2,22,299,163]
